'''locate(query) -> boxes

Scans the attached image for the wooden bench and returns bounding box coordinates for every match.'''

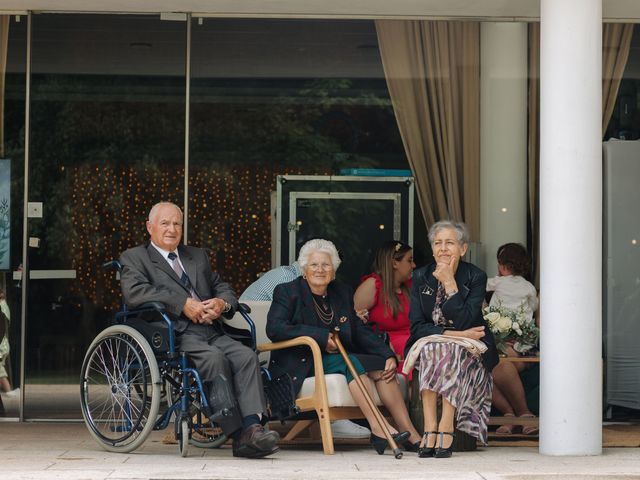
[489,355,540,430]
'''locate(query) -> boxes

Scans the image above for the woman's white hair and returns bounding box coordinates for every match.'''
[298,238,341,271]
[427,220,470,246]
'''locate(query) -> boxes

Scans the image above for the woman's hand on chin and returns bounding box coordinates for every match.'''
[433,256,458,284]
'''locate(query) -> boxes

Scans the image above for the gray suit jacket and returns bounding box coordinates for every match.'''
[119,242,238,333]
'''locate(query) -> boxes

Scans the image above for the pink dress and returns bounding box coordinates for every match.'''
[360,273,412,377]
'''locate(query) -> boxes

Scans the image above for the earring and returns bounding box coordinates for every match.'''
[303,274,307,279]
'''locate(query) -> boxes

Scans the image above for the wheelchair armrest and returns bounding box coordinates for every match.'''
[238,303,251,314]
[137,301,167,312]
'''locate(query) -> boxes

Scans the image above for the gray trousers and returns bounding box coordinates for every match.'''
[178,323,267,419]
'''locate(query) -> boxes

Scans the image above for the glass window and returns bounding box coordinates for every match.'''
[188,19,410,294]
[1,14,27,419]
[25,14,186,418]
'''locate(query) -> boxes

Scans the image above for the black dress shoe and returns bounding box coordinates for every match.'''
[370,431,410,455]
[232,424,280,458]
[418,431,437,458]
[434,431,455,458]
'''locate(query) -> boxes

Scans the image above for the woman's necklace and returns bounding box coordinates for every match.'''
[311,293,334,326]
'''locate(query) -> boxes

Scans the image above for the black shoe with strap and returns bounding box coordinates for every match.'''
[418,431,437,458]
[434,431,455,458]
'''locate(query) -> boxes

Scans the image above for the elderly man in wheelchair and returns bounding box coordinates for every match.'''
[80,201,280,458]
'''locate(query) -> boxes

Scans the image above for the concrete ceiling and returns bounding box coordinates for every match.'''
[0,0,637,22]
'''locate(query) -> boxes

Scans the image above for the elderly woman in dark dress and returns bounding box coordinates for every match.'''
[404,221,499,458]
[266,238,421,454]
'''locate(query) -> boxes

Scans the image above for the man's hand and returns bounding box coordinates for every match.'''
[202,298,226,322]
[183,298,208,323]
[183,297,227,324]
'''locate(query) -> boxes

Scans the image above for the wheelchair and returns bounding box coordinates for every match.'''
[79,261,291,457]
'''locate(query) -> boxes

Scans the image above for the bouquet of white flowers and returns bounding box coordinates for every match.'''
[482,302,539,355]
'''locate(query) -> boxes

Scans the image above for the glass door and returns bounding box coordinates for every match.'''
[0,15,27,420]
[24,13,186,418]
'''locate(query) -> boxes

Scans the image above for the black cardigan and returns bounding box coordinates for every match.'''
[266,276,395,394]
[404,261,499,371]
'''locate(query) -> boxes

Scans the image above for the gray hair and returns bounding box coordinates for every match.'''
[427,220,470,246]
[298,238,342,271]
[148,202,182,223]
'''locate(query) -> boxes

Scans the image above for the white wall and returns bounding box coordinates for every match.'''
[479,22,528,277]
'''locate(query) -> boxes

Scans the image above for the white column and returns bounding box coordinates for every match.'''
[480,23,528,277]
[539,0,602,455]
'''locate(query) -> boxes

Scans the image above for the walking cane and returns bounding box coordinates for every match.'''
[331,326,403,459]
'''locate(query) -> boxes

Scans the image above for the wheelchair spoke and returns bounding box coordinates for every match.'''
[81,329,159,450]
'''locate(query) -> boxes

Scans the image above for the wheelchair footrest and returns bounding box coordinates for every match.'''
[208,374,241,434]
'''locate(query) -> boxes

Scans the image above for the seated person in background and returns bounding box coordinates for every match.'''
[0,292,18,398]
[119,201,279,458]
[404,220,499,458]
[241,255,371,440]
[354,241,415,376]
[266,239,421,453]
[487,242,539,435]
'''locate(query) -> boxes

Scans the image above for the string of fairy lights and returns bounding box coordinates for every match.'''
[69,164,325,310]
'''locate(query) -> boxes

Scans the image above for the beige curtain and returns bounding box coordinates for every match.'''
[527,24,541,285]
[375,20,481,240]
[0,16,9,158]
[527,23,634,285]
[603,24,634,135]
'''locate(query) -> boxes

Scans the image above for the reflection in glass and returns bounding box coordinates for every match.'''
[188,18,407,292]
[1,15,26,419]
[25,14,186,418]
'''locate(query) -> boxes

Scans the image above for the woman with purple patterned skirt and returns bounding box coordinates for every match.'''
[403,221,499,458]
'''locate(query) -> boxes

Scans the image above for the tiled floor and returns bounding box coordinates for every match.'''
[1,423,640,480]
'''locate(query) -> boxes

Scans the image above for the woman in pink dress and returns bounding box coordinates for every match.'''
[354,241,415,376]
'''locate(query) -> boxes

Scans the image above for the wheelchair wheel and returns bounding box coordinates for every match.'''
[80,325,161,453]
[190,414,227,449]
[178,418,190,457]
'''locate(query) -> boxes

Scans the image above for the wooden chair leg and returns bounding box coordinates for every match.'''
[317,407,334,455]
[284,419,314,441]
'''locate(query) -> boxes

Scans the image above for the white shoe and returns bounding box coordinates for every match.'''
[330,419,371,439]
[4,387,19,397]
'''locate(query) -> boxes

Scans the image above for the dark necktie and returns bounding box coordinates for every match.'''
[168,252,199,300]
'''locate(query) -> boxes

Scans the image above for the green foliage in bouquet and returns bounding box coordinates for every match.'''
[483,302,539,355]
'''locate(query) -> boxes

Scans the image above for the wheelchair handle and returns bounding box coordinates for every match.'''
[103,260,123,272]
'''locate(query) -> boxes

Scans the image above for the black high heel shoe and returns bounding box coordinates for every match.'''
[418,431,437,458]
[434,431,455,458]
[402,439,420,453]
[370,431,410,455]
